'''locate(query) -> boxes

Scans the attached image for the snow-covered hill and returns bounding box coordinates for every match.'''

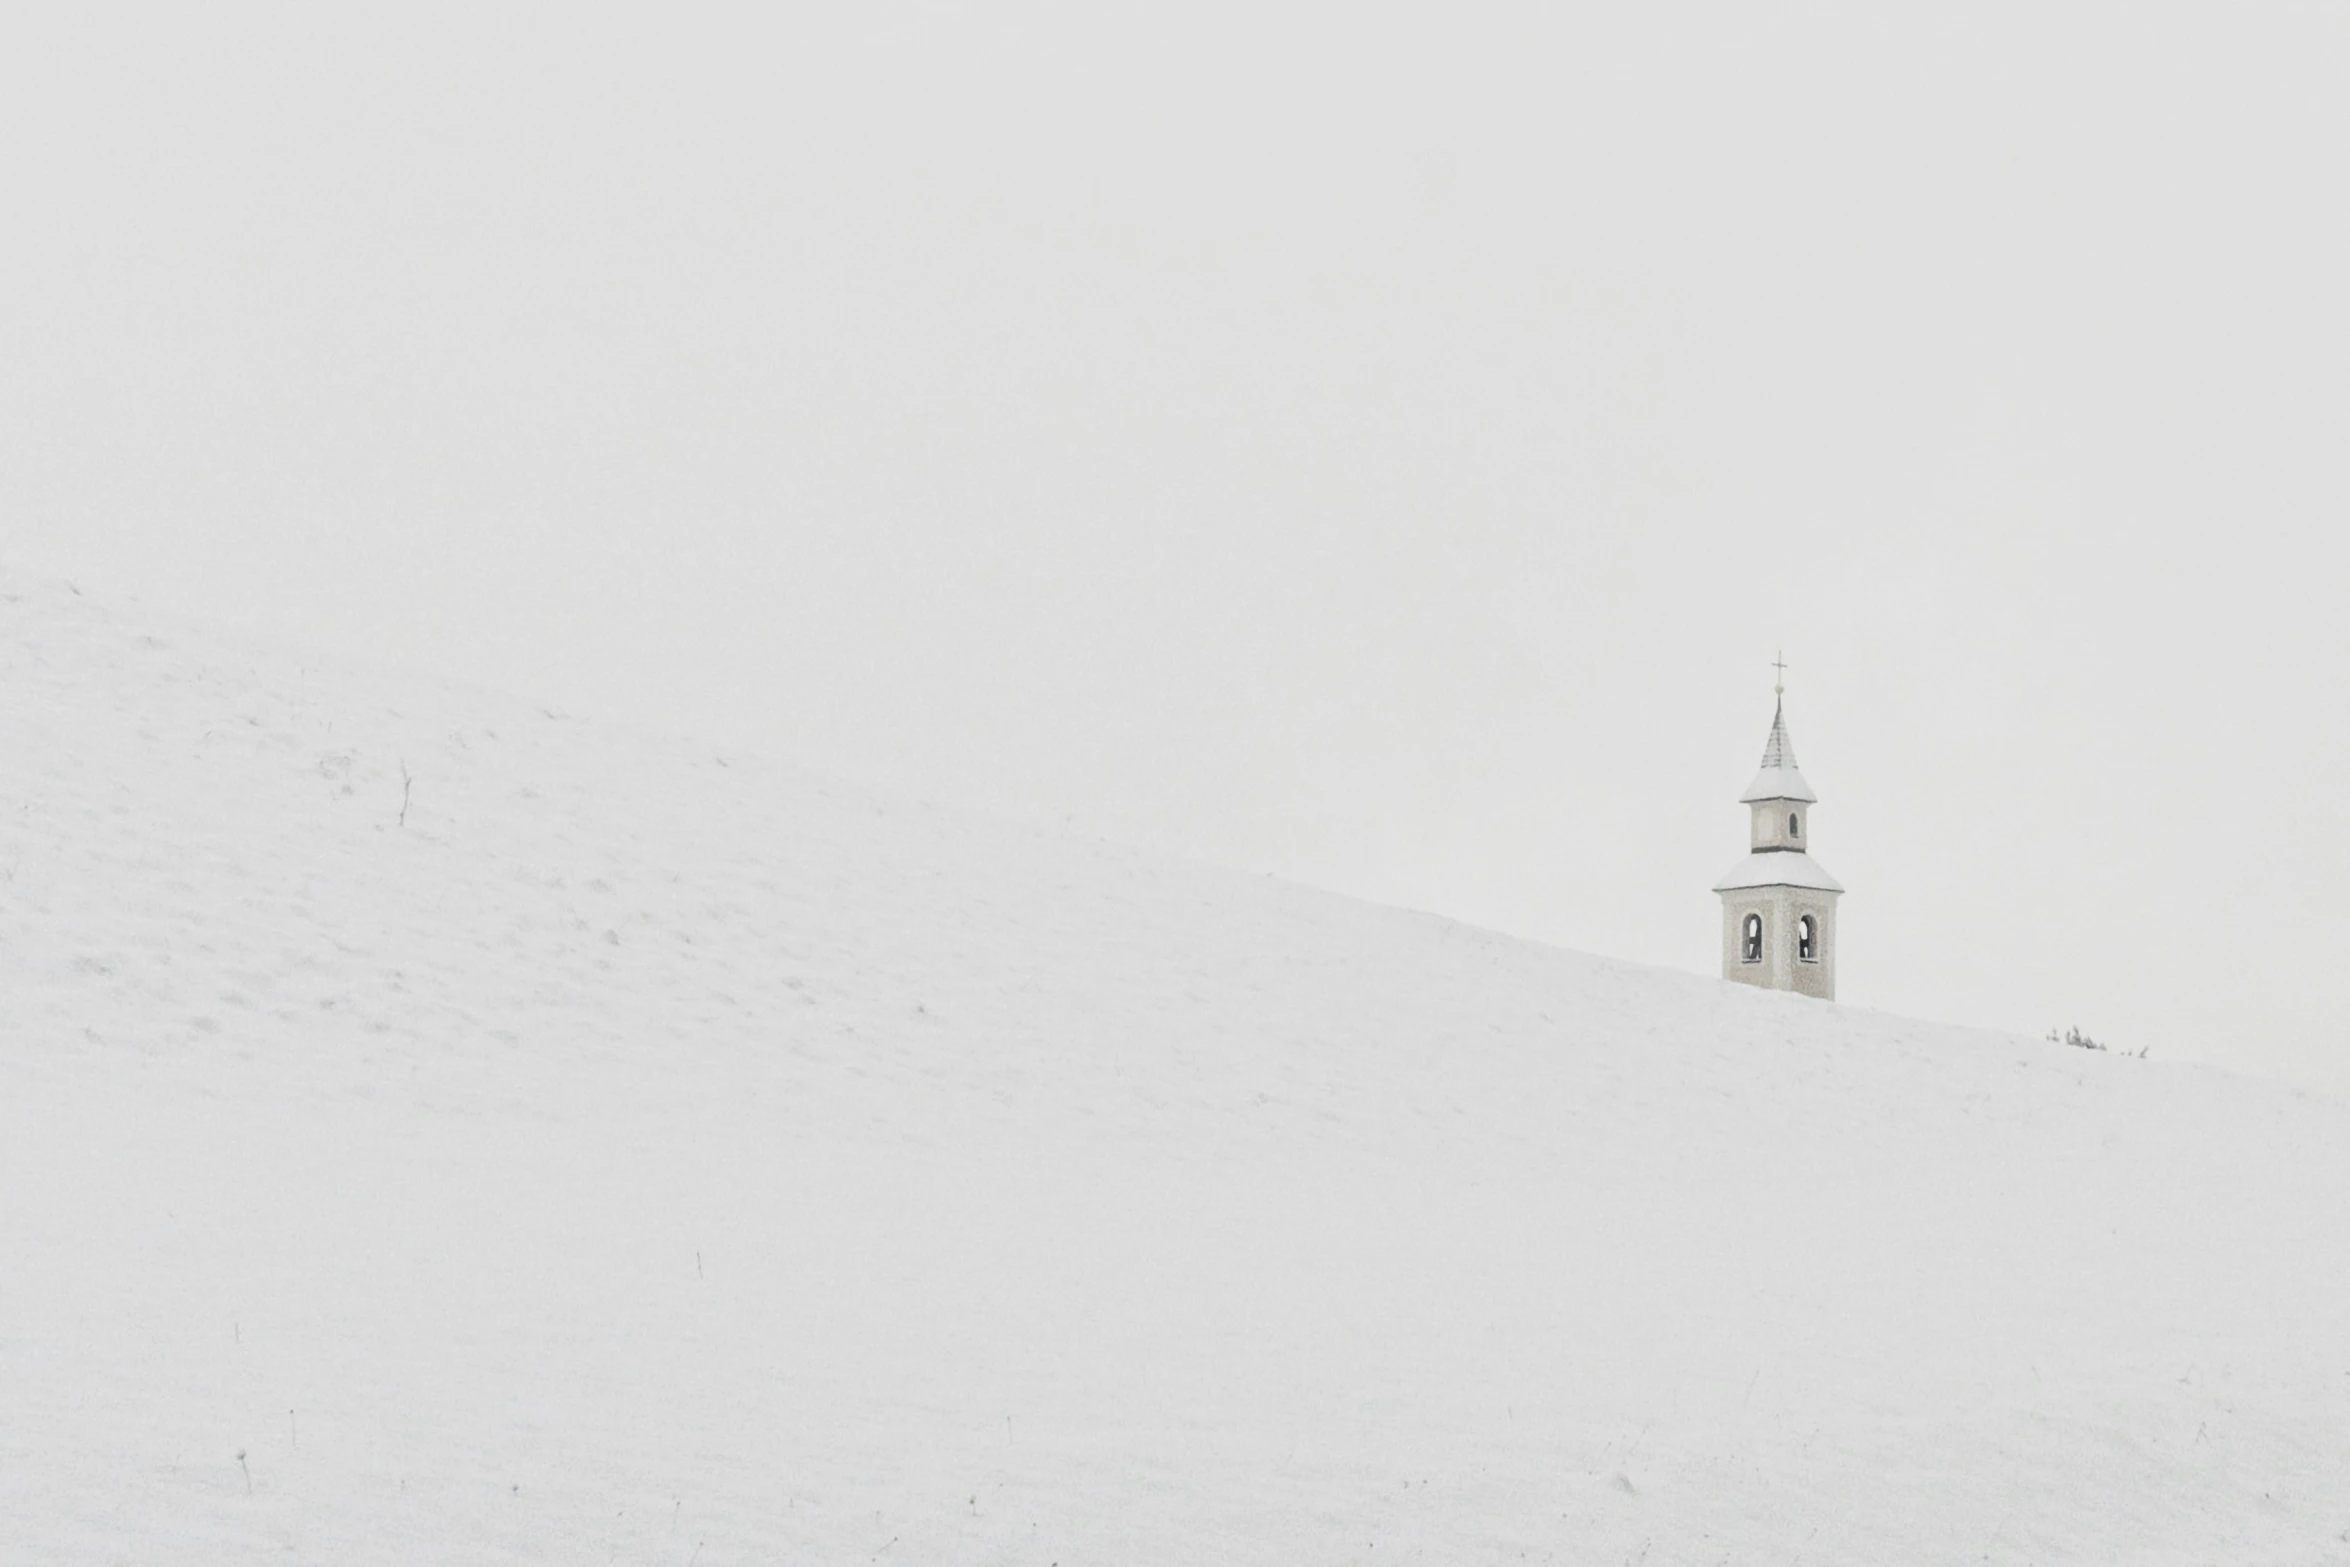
[4,577,2345,1564]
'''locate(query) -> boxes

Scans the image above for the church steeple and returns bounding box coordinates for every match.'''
[1758,695,1795,769]
[1741,659,1817,807]
[1714,663,1843,999]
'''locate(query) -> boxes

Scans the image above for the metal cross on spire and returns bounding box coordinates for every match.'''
[1772,650,1787,697]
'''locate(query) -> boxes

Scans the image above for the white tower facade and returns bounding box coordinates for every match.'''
[1714,683,1843,999]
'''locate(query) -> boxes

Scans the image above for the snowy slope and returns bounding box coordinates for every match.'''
[3,577,2346,1565]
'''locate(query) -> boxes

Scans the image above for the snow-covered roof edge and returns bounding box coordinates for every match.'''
[1712,850,1845,894]
[1739,765,1817,804]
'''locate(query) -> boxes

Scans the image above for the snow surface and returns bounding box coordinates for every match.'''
[3,577,2347,1565]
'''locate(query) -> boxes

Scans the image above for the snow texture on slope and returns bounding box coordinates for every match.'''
[2,578,2346,1564]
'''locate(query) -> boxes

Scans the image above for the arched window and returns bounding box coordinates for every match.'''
[1789,812,1800,838]
[1741,912,1763,963]
[1798,914,1818,962]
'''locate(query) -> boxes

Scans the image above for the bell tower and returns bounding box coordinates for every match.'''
[1713,662,1843,999]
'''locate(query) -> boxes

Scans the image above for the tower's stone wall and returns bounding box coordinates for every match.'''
[1749,800,1810,851]
[1718,886,1838,999]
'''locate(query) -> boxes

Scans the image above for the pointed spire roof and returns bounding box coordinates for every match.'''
[1758,697,1797,770]
[1739,692,1817,803]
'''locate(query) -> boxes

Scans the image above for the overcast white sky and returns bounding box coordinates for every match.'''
[6,4,2346,1084]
